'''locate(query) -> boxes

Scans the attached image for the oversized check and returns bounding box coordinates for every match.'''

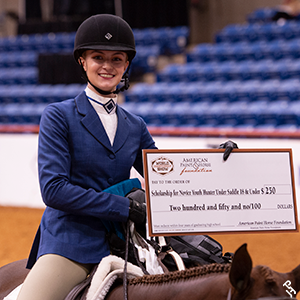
[142,149,298,236]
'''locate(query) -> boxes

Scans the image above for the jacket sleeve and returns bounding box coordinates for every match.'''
[38,103,130,222]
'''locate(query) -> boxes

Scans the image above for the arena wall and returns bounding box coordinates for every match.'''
[1,134,300,221]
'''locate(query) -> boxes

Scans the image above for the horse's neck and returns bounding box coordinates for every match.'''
[127,273,232,300]
[161,273,231,300]
[194,273,231,299]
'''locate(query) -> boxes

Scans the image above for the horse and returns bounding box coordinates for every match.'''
[0,244,299,300]
[0,258,28,300]
[106,243,300,300]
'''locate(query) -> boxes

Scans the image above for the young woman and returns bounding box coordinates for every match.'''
[17,14,156,300]
[16,13,236,300]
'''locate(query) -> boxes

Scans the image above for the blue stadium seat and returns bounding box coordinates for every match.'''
[247,8,276,23]
[285,39,300,59]
[134,102,162,126]
[274,100,298,126]
[286,101,300,125]
[187,38,300,63]
[223,101,249,127]
[257,100,287,127]
[216,21,300,44]
[125,78,300,105]
[6,51,37,68]
[0,103,47,124]
[238,100,268,127]
[215,25,245,43]
[0,84,85,104]
[54,32,76,51]
[280,79,300,101]
[0,68,38,85]
[157,58,300,83]
[132,45,159,74]
[133,26,189,55]
[176,102,206,126]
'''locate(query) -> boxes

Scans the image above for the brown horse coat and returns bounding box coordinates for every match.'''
[0,259,29,299]
[0,244,300,300]
[105,244,300,300]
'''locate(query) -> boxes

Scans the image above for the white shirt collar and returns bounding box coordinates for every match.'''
[85,86,117,114]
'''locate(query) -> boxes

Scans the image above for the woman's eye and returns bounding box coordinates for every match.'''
[93,56,103,60]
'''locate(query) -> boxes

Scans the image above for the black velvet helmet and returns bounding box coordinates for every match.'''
[74,14,136,63]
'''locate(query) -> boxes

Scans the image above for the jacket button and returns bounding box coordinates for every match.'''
[108,178,113,184]
[109,154,115,159]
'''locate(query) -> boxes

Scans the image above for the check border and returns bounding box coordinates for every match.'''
[142,148,298,236]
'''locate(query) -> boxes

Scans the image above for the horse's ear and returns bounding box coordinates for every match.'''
[229,244,253,293]
[291,264,300,292]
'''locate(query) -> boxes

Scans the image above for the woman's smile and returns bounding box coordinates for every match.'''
[99,73,114,79]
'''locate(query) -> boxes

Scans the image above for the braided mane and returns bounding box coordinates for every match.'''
[255,265,276,284]
[129,263,231,285]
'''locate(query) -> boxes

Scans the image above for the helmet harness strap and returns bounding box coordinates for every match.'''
[79,62,131,95]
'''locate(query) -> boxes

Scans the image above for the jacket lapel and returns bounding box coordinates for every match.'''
[113,106,129,153]
[75,92,112,151]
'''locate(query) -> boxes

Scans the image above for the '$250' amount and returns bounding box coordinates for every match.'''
[261,186,276,194]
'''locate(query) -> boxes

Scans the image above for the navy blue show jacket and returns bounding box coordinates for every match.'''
[27,91,156,268]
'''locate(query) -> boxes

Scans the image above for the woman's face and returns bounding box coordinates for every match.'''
[80,50,129,96]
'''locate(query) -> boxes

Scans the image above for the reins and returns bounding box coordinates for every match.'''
[123,222,130,300]
[123,221,149,300]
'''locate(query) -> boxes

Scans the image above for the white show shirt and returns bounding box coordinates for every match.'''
[85,86,118,146]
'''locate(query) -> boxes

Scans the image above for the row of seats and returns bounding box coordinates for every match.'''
[0,25,189,125]
[247,7,277,23]
[157,58,300,82]
[2,98,300,128]
[129,45,159,74]
[124,79,300,103]
[0,27,188,55]
[122,18,300,131]
[0,68,38,84]
[0,103,46,124]
[121,99,300,128]
[0,32,75,52]
[4,14,300,129]
[6,23,291,86]
[187,38,300,62]
[0,84,85,104]
[133,26,188,55]
[215,21,300,43]
[0,51,37,68]
[0,26,188,84]
[0,45,159,76]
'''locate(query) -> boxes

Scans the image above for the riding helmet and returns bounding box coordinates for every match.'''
[73,14,136,63]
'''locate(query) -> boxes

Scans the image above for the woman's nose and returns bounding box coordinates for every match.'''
[101,58,113,68]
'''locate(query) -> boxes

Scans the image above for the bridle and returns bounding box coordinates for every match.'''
[227,288,232,300]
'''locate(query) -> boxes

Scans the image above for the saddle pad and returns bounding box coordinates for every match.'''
[3,284,22,300]
[86,255,144,300]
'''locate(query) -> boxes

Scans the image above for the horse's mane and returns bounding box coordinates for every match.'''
[129,263,231,285]
[255,265,276,283]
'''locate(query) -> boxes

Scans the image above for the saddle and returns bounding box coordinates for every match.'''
[65,255,143,300]
[64,266,97,300]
